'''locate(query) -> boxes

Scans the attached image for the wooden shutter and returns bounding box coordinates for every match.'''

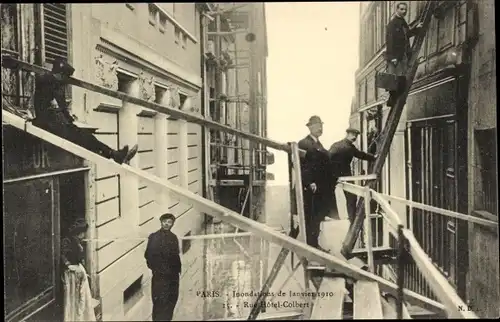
[43,3,68,62]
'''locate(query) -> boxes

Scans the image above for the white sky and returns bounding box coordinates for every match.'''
[265,2,361,185]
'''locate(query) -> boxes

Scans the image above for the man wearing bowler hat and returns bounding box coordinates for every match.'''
[297,115,333,253]
[329,128,377,223]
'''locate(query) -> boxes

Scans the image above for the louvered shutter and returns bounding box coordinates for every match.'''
[43,3,68,63]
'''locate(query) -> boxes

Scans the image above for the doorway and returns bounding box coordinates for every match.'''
[59,173,86,238]
[406,117,465,292]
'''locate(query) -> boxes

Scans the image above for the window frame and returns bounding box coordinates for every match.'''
[1,4,23,107]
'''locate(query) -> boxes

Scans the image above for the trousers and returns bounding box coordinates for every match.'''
[34,110,114,158]
[303,191,330,247]
[151,273,180,321]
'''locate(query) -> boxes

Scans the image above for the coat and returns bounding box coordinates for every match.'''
[144,229,182,276]
[34,73,72,123]
[328,138,376,178]
[385,15,418,62]
[297,135,333,194]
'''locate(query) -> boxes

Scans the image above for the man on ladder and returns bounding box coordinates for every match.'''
[32,58,138,164]
[385,2,423,107]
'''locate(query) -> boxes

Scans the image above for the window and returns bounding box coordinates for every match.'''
[375,3,382,51]
[1,4,21,107]
[475,128,498,216]
[427,16,439,55]
[386,1,393,23]
[148,4,158,26]
[123,275,144,314]
[437,7,454,51]
[408,1,418,22]
[179,92,188,109]
[154,85,167,105]
[117,72,135,93]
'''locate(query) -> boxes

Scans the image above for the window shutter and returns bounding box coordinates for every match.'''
[43,3,68,63]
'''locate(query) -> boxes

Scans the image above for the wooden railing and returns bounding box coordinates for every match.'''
[337,181,497,319]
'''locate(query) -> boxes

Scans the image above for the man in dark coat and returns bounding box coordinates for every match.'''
[33,58,138,164]
[297,115,333,253]
[145,213,181,321]
[329,128,376,223]
[385,2,423,107]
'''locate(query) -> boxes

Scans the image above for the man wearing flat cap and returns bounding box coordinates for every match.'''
[144,213,181,321]
[329,128,377,223]
[33,57,138,164]
[297,115,333,253]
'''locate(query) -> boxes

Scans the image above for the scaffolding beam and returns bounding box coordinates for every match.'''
[0,55,305,157]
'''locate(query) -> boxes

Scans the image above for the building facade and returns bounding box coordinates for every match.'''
[351,1,497,317]
[3,3,269,322]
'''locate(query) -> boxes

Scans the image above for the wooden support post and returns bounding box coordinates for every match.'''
[397,224,405,320]
[341,1,438,258]
[287,147,296,269]
[364,187,375,273]
[290,142,312,318]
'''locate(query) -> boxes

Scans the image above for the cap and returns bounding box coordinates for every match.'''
[306,115,323,127]
[52,58,75,76]
[159,213,176,222]
[346,127,361,135]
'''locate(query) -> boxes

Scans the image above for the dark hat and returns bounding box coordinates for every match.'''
[306,115,323,127]
[346,127,361,135]
[51,58,75,76]
[159,213,176,222]
[68,218,89,235]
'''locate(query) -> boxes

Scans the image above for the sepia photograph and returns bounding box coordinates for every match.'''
[2,1,498,321]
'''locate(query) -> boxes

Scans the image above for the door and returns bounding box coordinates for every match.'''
[407,119,460,291]
[4,178,61,322]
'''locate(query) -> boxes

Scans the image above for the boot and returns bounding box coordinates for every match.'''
[123,144,139,164]
[112,145,130,164]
